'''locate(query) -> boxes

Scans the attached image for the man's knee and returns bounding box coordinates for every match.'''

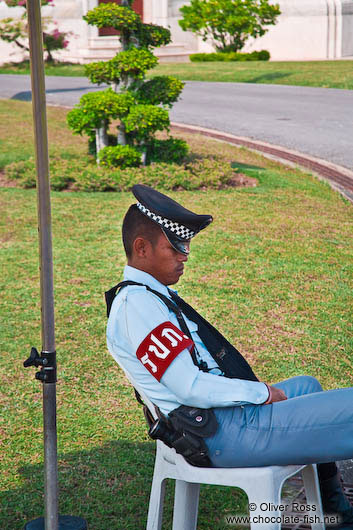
[294,374,323,394]
[274,375,323,397]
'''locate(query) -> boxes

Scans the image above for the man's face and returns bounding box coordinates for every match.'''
[146,232,189,286]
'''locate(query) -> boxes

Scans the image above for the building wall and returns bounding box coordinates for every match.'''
[168,0,198,52]
[244,0,331,60]
[342,0,353,55]
[195,0,353,60]
[0,0,352,64]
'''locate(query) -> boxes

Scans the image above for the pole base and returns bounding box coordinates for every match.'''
[24,515,87,530]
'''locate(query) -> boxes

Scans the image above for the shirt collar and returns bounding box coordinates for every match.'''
[123,265,172,297]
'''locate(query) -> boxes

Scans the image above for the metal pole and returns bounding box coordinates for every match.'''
[23,3,88,529]
[26,1,58,529]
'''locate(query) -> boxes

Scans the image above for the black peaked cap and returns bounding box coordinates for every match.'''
[132,184,213,254]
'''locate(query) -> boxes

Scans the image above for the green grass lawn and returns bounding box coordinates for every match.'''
[1,59,353,89]
[154,60,353,89]
[0,60,86,77]
[1,100,353,529]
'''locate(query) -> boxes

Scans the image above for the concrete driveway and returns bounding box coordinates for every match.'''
[1,73,352,171]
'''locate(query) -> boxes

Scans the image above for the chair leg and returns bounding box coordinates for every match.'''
[302,464,325,530]
[246,478,281,530]
[146,475,166,530]
[172,480,200,530]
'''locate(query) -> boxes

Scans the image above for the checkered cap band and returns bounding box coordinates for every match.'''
[137,202,195,240]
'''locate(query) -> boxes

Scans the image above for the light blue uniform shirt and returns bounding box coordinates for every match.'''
[106,265,269,416]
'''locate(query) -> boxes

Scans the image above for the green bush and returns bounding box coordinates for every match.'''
[99,145,141,169]
[76,1,185,167]
[149,137,189,164]
[5,155,76,190]
[190,53,226,62]
[136,24,171,49]
[85,48,158,86]
[124,105,170,142]
[88,133,117,157]
[4,150,238,192]
[189,50,270,62]
[256,50,271,61]
[179,0,280,53]
[138,76,184,107]
[5,157,36,188]
[83,3,140,31]
[116,47,158,79]
[84,61,119,86]
[67,89,134,137]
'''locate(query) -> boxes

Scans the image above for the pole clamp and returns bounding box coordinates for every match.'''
[23,347,57,383]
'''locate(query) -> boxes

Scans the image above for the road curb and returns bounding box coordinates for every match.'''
[171,122,353,203]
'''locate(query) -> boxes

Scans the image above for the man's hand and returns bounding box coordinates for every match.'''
[264,384,287,404]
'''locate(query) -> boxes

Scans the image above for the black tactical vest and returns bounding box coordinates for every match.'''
[105,281,258,382]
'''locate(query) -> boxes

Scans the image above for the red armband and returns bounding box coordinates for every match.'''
[136,321,194,381]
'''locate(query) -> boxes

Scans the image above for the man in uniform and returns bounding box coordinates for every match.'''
[106,184,353,528]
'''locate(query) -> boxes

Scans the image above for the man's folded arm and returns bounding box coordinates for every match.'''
[160,348,270,408]
[118,289,271,408]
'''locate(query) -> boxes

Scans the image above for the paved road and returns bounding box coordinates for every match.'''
[1,74,352,170]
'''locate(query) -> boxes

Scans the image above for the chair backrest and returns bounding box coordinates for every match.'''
[115,359,159,421]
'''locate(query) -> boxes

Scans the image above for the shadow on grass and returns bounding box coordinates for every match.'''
[231,162,265,172]
[2,438,248,530]
[247,72,291,83]
[1,439,158,530]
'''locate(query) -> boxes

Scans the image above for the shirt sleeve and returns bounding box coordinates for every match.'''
[122,289,269,409]
[160,350,269,408]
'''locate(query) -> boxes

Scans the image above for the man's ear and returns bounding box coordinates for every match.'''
[133,237,150,258]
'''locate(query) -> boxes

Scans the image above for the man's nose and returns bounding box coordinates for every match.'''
[178,250,188,261]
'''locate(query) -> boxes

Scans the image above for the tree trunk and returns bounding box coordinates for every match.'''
[46,49,54,63]
[117,123,127,146]
[141,150,147,166]
[140,140,147,166]
[116,0,140,150]
[95,120,109,164]
[14,39,29,51]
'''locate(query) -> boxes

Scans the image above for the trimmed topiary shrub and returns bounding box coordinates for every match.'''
[137,76,185,107]
[83,3,140,32]
[149,138,189,164]
[136,23,171,49]
[124,105,170,143]
[67,1,185,168]
[99,145,141,169]
[67,89,134,136]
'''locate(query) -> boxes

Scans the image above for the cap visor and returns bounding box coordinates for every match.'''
[162,229,190,255]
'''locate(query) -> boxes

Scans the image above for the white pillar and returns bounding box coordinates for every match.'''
[334,0,343,57]
[82,0,99,40]
[152,0,168,27]
[326,0,342,58]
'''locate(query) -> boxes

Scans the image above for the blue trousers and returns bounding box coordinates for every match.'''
[205,376,353,468]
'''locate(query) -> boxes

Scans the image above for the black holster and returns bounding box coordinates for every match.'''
[148,405,218,468]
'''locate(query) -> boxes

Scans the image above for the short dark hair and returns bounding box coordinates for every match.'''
[122,204,162,258]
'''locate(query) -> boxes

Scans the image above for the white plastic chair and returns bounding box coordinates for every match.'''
[120,366,325,530]
[147,441,324,530]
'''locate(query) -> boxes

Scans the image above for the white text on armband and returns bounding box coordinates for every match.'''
[136,321,194,381]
